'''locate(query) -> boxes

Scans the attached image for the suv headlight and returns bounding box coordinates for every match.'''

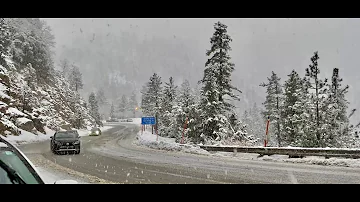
[74,140,80,144]
[95,131,99,134]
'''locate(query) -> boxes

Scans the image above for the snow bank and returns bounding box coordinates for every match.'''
[207,150,360,168]
[4,129,52,146]
[257,155,360,168]
[135,130,210,155]
[130,118,141,124]
[4,125,114,146]
[135,129,360,168]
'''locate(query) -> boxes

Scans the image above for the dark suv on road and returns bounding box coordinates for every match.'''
[50,131,81,155]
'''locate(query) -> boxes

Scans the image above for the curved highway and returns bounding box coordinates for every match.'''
[19,123,360,184]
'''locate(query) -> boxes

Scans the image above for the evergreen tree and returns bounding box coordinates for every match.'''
[249,103,264,144]
[144,73,162,130]
[59,59,70,77]
[260,71,283,146]
[179,79,194,114]
[162,77,177,113]
[96,88,107,107]
[140,84,150,115]
[118,95,128,118]
[198,21,242,144]
[8,18,55,84]
[282,70,304,146]
[325,68,350,147]
[305,51,328,147]
[0,18,12,67]
[88,92,102,127]
[173,79,196,141]
[160,76,178,137]
[110,102,115,119]
[129,91,138,118]
[68,64,83,92]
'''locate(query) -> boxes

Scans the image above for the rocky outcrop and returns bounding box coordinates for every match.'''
[15,117,34,132]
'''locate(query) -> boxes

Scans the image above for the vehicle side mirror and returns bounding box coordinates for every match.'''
[50,136,53,139]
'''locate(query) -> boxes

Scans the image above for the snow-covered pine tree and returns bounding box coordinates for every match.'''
[110,102,115,119]
[118,95,128,118]
[282,70,305,146]
[198,21,242,144]
[96,88,107,107]
[260,71,283,146]
[88,92,102,127]
[145,73,162,131]
[179,79,194,114]
[325,68,350,147]
[68,64,83,92]
[249,103,264,144]
[59,59,70,77]
[185,102,202,144]
[305,51,328,147]
[242,110,250,125]
[8,18,55,84]
[160,76,178,137]
[140,84,150,115]
[172,79,195,142]
[0,18,12,67]
[129,91,138,117]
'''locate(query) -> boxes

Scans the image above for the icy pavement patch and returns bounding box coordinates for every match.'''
[135,130,210,155]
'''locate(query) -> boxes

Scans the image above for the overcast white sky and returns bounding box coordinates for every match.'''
[42,18,360,121]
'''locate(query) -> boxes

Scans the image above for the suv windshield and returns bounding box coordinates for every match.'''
[0,150,42,184]
[55,132,77,140]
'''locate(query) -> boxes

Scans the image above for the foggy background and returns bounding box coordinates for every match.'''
[42,18,360,122]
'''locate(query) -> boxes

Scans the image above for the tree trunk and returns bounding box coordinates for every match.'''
[276,83,281,147]
[315,75,321,145]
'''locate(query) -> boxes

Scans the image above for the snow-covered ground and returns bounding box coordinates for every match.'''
[130,118,141,124]
[135,130,210,155]
[135,129,360,168]
[35,166,88,184]
[4,125,114,146]
[4,127,55,146]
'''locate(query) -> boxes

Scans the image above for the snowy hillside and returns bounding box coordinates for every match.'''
[0,18,97,138]
[0,57,94,137]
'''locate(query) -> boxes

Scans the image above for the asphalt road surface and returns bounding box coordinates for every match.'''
[19,123,360,184]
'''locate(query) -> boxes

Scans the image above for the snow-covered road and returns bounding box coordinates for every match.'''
[11,119,360,184]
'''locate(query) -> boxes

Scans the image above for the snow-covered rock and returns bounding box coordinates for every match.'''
[15,117,34,131]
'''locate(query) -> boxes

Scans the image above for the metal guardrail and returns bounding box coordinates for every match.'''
[199,145,360,159]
